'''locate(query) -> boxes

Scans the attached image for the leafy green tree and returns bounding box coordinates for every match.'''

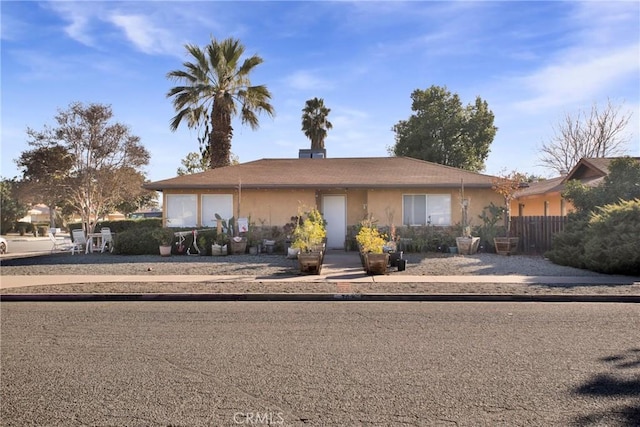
[167,37,275,169]
[301,97,333,150]
[16,143,73,228]
[0,179,28,234]
[389,85,496,172]
[22,102,150,233]
[546,157,640,273]
[563,157,640,218]
[177,152,209,176]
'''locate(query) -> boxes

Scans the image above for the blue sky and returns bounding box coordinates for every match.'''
[2,1,639,183]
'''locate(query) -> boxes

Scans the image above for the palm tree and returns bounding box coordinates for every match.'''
[166,37,274,169]
[301,97,333,150]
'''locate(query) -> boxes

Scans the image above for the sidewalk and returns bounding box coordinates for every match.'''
[1,250,639,302]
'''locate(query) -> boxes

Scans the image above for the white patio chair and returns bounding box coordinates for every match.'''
[100,227,114,253]
[48,232,75,253]
[71,229,87,255]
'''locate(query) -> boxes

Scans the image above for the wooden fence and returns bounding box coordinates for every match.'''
[510,216,567,254]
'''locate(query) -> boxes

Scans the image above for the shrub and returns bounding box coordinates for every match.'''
[582,199,640,275]
[546,199,640,275]
[356,217,387,254]
[114,227,167,255]
[291,207,326,252]
[545,217,588,269]
[196,229,217,255]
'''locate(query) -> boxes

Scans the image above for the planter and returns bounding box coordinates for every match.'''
[263,239,276,254]
[229,238,247,254]
[298,252,323,275]
[287,247,300,259]
[211,244,228,256]
[388,251,403,268]
[494,237,519,256]
[448,246,458,254]
[159,245,172,257]
[249,246,258,255]
[364,253,389,275]
[456,237,480,255]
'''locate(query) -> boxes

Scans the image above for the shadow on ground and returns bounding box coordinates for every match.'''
[572,348,640,426]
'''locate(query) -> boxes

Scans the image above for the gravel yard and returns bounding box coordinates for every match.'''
[2,251,638,296]
[0,251,614,277]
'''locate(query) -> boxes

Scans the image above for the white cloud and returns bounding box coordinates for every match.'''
[513,43,640,112]
[284,70,335,91]
[107,13,181,56]
[44,1,97,46]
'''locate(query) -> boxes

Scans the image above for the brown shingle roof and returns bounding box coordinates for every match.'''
[514,176,565,198]
[144,157,498,191]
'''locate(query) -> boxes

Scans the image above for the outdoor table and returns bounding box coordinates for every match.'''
[86,233,103,254]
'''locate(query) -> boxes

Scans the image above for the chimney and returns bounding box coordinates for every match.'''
[299,148,326,159]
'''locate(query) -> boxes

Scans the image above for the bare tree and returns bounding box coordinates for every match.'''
[539,99,632,174]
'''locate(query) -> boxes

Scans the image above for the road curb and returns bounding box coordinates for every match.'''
[1,293,639,303]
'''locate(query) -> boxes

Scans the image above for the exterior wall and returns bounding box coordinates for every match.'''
[163,187,503,228]
[162,188,317,227]
[511,194,575,217]
[366,187,502,228]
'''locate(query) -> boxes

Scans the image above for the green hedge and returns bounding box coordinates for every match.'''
[113,227,165,255]
[546,199,640,275]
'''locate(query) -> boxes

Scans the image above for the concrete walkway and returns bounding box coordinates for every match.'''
[2,251,639,289]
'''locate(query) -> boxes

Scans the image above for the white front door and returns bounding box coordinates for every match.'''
[322,195,346,250]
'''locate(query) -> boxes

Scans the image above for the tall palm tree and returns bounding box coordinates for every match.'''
[166,37,274,169]
[301,97,333,150]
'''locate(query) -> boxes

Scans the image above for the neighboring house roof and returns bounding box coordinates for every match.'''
[514,156,640,198]
[563,157,617,187]
[514,176,565,198]
[144,157,498,191]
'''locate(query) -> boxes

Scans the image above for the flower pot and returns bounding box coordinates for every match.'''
[211,244,228,256]
[298,252,323,275]
[364,253,389,275]
[249,246,258,255]
[159,245,172,257]
[287,247,300,259]
[230,237,247,254]
[494,237,519,256]
[456,237,480,255]
[448,246,458,254]
[388,251,403,267]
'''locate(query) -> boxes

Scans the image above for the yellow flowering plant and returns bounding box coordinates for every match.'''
[356,217,387,254]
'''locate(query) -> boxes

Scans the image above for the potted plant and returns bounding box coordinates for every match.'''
[212,214,229,256]
[456,184,480,255]
[228,217,248,254]
[152,227,174,257]
[385,224,404,268]
[291,207,326,274]
[491,171,526,255]
[356,217,389,275]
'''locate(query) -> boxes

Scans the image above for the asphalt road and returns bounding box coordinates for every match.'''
[2,302,639,426]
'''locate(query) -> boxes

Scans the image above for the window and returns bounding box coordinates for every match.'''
[166,194,197,227]
[403,194,451,226]
[201,194,233,227]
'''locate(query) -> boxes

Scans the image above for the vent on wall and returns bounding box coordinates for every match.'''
[299,149,326,159]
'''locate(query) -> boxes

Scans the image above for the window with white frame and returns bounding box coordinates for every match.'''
[403,194,451,226]
[201,194,233,227]
[166,194,197,227]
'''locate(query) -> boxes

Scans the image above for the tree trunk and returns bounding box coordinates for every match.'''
[210,95,233,169]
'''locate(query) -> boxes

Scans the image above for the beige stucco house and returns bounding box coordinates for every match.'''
[511,157,638,217]
[144,154,504,249]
